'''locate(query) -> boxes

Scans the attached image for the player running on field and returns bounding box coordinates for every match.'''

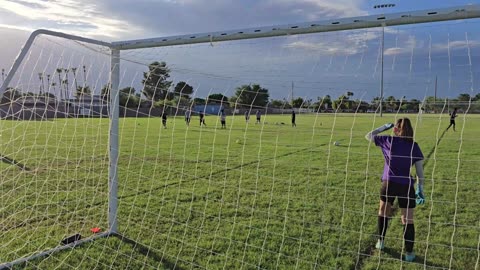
[199,111,206,126]
[446,107,458,132]
[220,109,226,129]
[291,110,296,127]
[185,109,191,126]
[255,110,261,124]
[161,112,167,129]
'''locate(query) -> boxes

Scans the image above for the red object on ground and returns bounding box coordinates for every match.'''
[90,227,101,234]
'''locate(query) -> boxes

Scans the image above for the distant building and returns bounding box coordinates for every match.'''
[69,95,108,116]
[0,95,109,120]
[194,104,224,115]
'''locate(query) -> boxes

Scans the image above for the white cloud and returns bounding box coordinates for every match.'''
[282,28,380,56]
[384,35,417,56]
[432,40,480,51]
[0,0,141,39]
[265,0,366,19]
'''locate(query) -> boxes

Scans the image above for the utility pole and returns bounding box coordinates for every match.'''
[380,23,385,117]
[291,81,294,107]
[434,75,437,113]
[374,3,396,117]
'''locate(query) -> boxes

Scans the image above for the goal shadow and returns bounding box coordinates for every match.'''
[0,154,30,171]
[113,233,184,270]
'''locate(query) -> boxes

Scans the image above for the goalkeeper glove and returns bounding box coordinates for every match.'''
[416,184,425,205]
[382,123,394,131]
[374,123,394,133]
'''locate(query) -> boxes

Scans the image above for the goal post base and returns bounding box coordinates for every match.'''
[0,231,112,270]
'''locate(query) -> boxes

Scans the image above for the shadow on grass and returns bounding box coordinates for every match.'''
[381,247,446,268]
[118,145,327,201]
[113,233,184,270]
[423,127,448,168]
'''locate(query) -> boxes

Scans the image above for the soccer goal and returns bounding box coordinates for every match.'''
[1,5,480,269]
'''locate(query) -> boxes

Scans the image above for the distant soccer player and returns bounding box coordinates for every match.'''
[245,110,250,123]
[220,109,226,129]
[291,110,296,127]
[365,118,425,262]
[161,111,167,129]
[199,111,206,126]
[446,108,458,131]
[255,110,261,124]
[185,109,191,126]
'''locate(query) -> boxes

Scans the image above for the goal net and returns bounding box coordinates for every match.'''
[1,7,480,269]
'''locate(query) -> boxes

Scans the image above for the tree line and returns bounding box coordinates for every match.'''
[2,62,480,112]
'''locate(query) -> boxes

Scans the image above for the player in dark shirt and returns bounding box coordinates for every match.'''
[291,110,296,127]
[199,111,206,126]
[365,118,425,262]
[220,109,226,129]
[161,112,167,129]
[446,108,458,131]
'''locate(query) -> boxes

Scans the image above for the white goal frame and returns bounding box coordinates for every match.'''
[0,4,479,268]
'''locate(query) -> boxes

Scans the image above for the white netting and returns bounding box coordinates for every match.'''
[1,18,480,269]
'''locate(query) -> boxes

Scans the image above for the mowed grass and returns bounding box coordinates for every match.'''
[0,113,479,269]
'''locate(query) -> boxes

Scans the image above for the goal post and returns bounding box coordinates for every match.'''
[1,4,480,269]
[0,30,118,267]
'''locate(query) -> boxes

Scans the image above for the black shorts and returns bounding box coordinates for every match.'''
[450,120,455,125]
[380,181,416,208]
[221,120,226,125]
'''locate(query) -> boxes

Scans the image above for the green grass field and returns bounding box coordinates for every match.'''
[1,113,479,269]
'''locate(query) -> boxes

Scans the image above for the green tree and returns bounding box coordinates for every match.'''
[232,84,269,107]
[269,99,285,108]
[120,93,139,108]
[292,97,304,108]
[141,61,172,101]
[119,87,139,107]
[76,85,91,97]
[174,81,194,100]
[120,87,136,96]
[208,93,229,104]
[318,95,332,110]
[166,92,176,101]
[385,96,398,111]
[101,84,111,102]
[333,94,348,110]
[194,97,206,105]
[457,93,471,102]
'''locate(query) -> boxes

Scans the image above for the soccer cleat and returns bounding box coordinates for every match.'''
[375,240,384,250]
[404,252,415,262]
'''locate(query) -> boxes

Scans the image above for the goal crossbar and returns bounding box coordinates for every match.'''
[111,4,480,50]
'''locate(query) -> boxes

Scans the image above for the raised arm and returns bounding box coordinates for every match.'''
[365,123,394,142]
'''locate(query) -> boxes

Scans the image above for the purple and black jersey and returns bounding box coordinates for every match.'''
[374,135,424,185]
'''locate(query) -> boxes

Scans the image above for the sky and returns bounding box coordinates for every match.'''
[1,0,480,102]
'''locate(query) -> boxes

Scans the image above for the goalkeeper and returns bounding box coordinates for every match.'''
[365,118,425,262]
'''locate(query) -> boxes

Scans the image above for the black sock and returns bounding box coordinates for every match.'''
[404,224,415,253]
[378,216,389,241]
